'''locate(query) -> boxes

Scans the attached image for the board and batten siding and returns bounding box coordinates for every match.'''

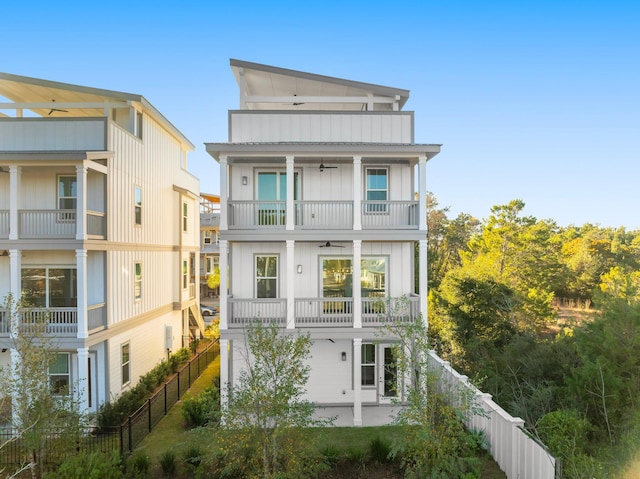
[0,118,107,151]
[107,250,175,326]
[230,242,413,299]
[107,119,197,246]
[106,309,182,399]
[229,112,413,144]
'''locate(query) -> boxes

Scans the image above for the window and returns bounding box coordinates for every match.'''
[320,257,387,298]
[121,343,130,386]
[58,175,77,221]
[135,111,143,139]
[203,230,213,246]
[134,186,142,226]
[365,168,388,212]
[361,344,376,386]
[49,352,70,395]
[21,268,77,308]
[183,260,188,289]
[256,255,278,298]
[256,171,299,225]
[361,258,387,297]
[134,262,142,300]
[183,202,188,232]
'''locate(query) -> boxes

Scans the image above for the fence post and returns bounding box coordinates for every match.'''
[148,398,152,432]
[164,383,167,415]
[128,416,132,453]
[511,417,525,478]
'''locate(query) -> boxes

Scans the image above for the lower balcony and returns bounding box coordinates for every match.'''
[0,303,107,337]
[226,295,420,329]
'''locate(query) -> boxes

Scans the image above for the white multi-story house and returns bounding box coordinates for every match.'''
[206,59,440,425]
[199,193,220,299]
[0,72,204,415]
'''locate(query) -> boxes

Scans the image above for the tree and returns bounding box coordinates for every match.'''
[0,295,85,479]
[206,266,220,294]
[219,322,331,478]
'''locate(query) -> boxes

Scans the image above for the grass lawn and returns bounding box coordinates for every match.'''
[135,356,505,478]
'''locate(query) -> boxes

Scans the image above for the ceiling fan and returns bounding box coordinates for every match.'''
[319,241,345,248]
[319,162,338,172]
[48,99,68,115]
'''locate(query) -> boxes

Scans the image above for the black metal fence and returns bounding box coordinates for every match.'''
[0,339,219,467]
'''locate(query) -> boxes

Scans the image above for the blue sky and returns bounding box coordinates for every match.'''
[3,1,639,228]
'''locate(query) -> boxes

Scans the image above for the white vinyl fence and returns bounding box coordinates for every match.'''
[427,351,557,479]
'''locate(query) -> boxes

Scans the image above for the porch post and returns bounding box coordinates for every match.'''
[286,240,295,329]
[219,240,228,330]
[285,156,294,231]
[76,249,88,339]
[353,338,362,426]
[8,166,20,240]
[219,339,229,425]
[76,347,90,414]
[75,165,88,240]
[418,156,427,232]
[419,239,428,328]
[353,157,362,231]
[352,240,362,328]
[219,156,228,231]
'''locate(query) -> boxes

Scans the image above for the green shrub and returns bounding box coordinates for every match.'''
[181,383,221,428]
[369,436,393,464]
[44,451,124,479]
[127,452,151,478]
[183,445,203,468]
[158,450,177,476]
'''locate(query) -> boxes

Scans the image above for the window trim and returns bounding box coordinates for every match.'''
[364,167,389,213]
[361,343,376,387]
[183,259,188,290]
[49,352,71,395]
[121,342,131,387]
[203,229,213,245]
[183,202,188,232]
[134,185,142,226]
[57,174,77,222]
[134,261,142,300]
[21,266,78,308]
[255,254,279,299]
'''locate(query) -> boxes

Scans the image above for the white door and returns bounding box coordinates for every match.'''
[378,344,398,404]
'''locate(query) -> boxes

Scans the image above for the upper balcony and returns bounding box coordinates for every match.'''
[0,209,106,240]
[229,111,414,144]
[227,200,418,230]
[0,117,107,152]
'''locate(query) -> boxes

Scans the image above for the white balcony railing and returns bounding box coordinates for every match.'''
[0,210,8,238]
[294,201,353,229]
[87,210,106,237]
[226,200,418,230]
[225,295,420,329]
[0,308,78,336]
[361,201,419,229]
[87,303,107,331]
[20,210,76,238]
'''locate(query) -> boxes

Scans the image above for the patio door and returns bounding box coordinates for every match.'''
[379,344,398,404]
[256,171,298,225]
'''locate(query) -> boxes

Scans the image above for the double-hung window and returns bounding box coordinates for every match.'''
[58,175,77,221]
[49,352,70,395]
[183,202,188,232]
[121,343,130,386]
[134,262,142,300]
[256,255,278,298]
[134,186,142,226]
[361,344,376,386]
[365,168,388,213]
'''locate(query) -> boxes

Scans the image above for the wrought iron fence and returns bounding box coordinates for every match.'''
[0,339,219,466]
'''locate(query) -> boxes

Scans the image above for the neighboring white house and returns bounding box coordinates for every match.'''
[205,59,441,425]
[0,72,204,416]
[200,193,220,299]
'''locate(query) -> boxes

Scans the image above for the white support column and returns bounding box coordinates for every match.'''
[76,250,88,339]
[286,156,294,231]
[419,239,428,328]
[353,157,362,231]
[286,239,295,329]
[418,156,427,232]
[219,240,228,330]
[353,338,363,426]
[75,165,88,240]
[219,339,229,425]
[9,166,20,240]
[9,249,21,308]
[76,347,90,415]
[219,156,228,231]
[352,240,362,328]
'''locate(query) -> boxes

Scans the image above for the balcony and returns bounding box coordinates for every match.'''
[0,209,106,240]
[227,200,418,230]
[226,295,420,329]
[0,303,107,337]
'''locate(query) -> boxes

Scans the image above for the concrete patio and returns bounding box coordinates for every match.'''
[313,405,403,427]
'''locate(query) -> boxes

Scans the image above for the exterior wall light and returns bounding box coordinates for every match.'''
[297,264,303,274]
[341,352,347,361]
[242,175,248,185]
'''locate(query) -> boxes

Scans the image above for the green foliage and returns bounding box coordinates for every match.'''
[158,450,177,476]
[220,321,331,478]
[369,436,393,464]
[207,267,221,290]
[97,347,192,427]
[181,382,221,428]
[43,451,124,479]
[183,444,203,468]
[126,451,152,478]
